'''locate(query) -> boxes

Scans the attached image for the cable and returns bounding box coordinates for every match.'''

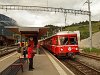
[90,0,97,5]
[80,0,88,10]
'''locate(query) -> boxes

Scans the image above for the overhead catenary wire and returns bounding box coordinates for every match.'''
[80,0,88,10]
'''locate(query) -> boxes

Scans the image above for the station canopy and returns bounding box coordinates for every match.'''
[4,26,48,38]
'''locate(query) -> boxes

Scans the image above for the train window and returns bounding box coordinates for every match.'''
[63,37,68,45]
[59,36,68,45]
[69,37,77,45]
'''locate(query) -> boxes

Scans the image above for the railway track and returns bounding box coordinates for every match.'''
[63,59,100,75]
[42,47,100,75]
[0,46,17,57]
[79,53,100,61]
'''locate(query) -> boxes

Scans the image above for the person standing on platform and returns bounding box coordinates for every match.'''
[27,37,35,71]
[27,44,35,71]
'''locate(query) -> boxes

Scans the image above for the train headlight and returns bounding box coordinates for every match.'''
[60,48,63,51]
[68,47,72,51]
[76,48,78,50]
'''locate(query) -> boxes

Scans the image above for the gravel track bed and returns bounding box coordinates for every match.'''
[76,55,100,70]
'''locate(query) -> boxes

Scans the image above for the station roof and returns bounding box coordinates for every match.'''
[5,26,48,38]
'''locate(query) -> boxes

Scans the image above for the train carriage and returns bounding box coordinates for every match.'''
[40,31,80,58]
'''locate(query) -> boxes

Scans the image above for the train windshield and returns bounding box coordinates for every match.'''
[59,36,77,45]
[59,36,68,45]
[69,37,77,45]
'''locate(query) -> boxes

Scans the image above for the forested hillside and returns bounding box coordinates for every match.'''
[45,21,100,39]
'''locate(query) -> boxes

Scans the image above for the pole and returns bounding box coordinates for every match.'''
[88,0,92,50]
[47,0,48,7]
[64,13,69,31]
[61,26,62,31]
[64,13,67,26]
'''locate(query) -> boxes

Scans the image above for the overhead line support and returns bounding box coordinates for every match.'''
[0,4,89,15]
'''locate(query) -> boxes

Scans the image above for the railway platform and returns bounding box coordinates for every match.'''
[0,47,75,75]
[17,51,59,75]
[16,48,75,75]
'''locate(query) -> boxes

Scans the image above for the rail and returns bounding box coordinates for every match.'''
[0,46,17,57]
[79,53,100,61]
[66,59,100,75]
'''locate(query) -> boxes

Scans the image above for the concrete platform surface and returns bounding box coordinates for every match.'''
[17,53,60,75]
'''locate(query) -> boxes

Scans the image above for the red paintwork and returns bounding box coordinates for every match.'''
[40,32,80,57]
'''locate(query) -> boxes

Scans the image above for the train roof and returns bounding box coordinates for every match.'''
[56,31,78,35]
[40,31,80,41]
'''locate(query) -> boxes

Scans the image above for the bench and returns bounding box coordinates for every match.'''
[0,57,28,75]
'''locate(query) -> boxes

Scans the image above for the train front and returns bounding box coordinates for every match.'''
[55,33,80,58]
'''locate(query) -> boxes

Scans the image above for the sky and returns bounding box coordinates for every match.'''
[0,0,100,27]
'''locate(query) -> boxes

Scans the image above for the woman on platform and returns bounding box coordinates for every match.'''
[27,44,35,71]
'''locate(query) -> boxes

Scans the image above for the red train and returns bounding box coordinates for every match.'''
[39,31,80,58]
